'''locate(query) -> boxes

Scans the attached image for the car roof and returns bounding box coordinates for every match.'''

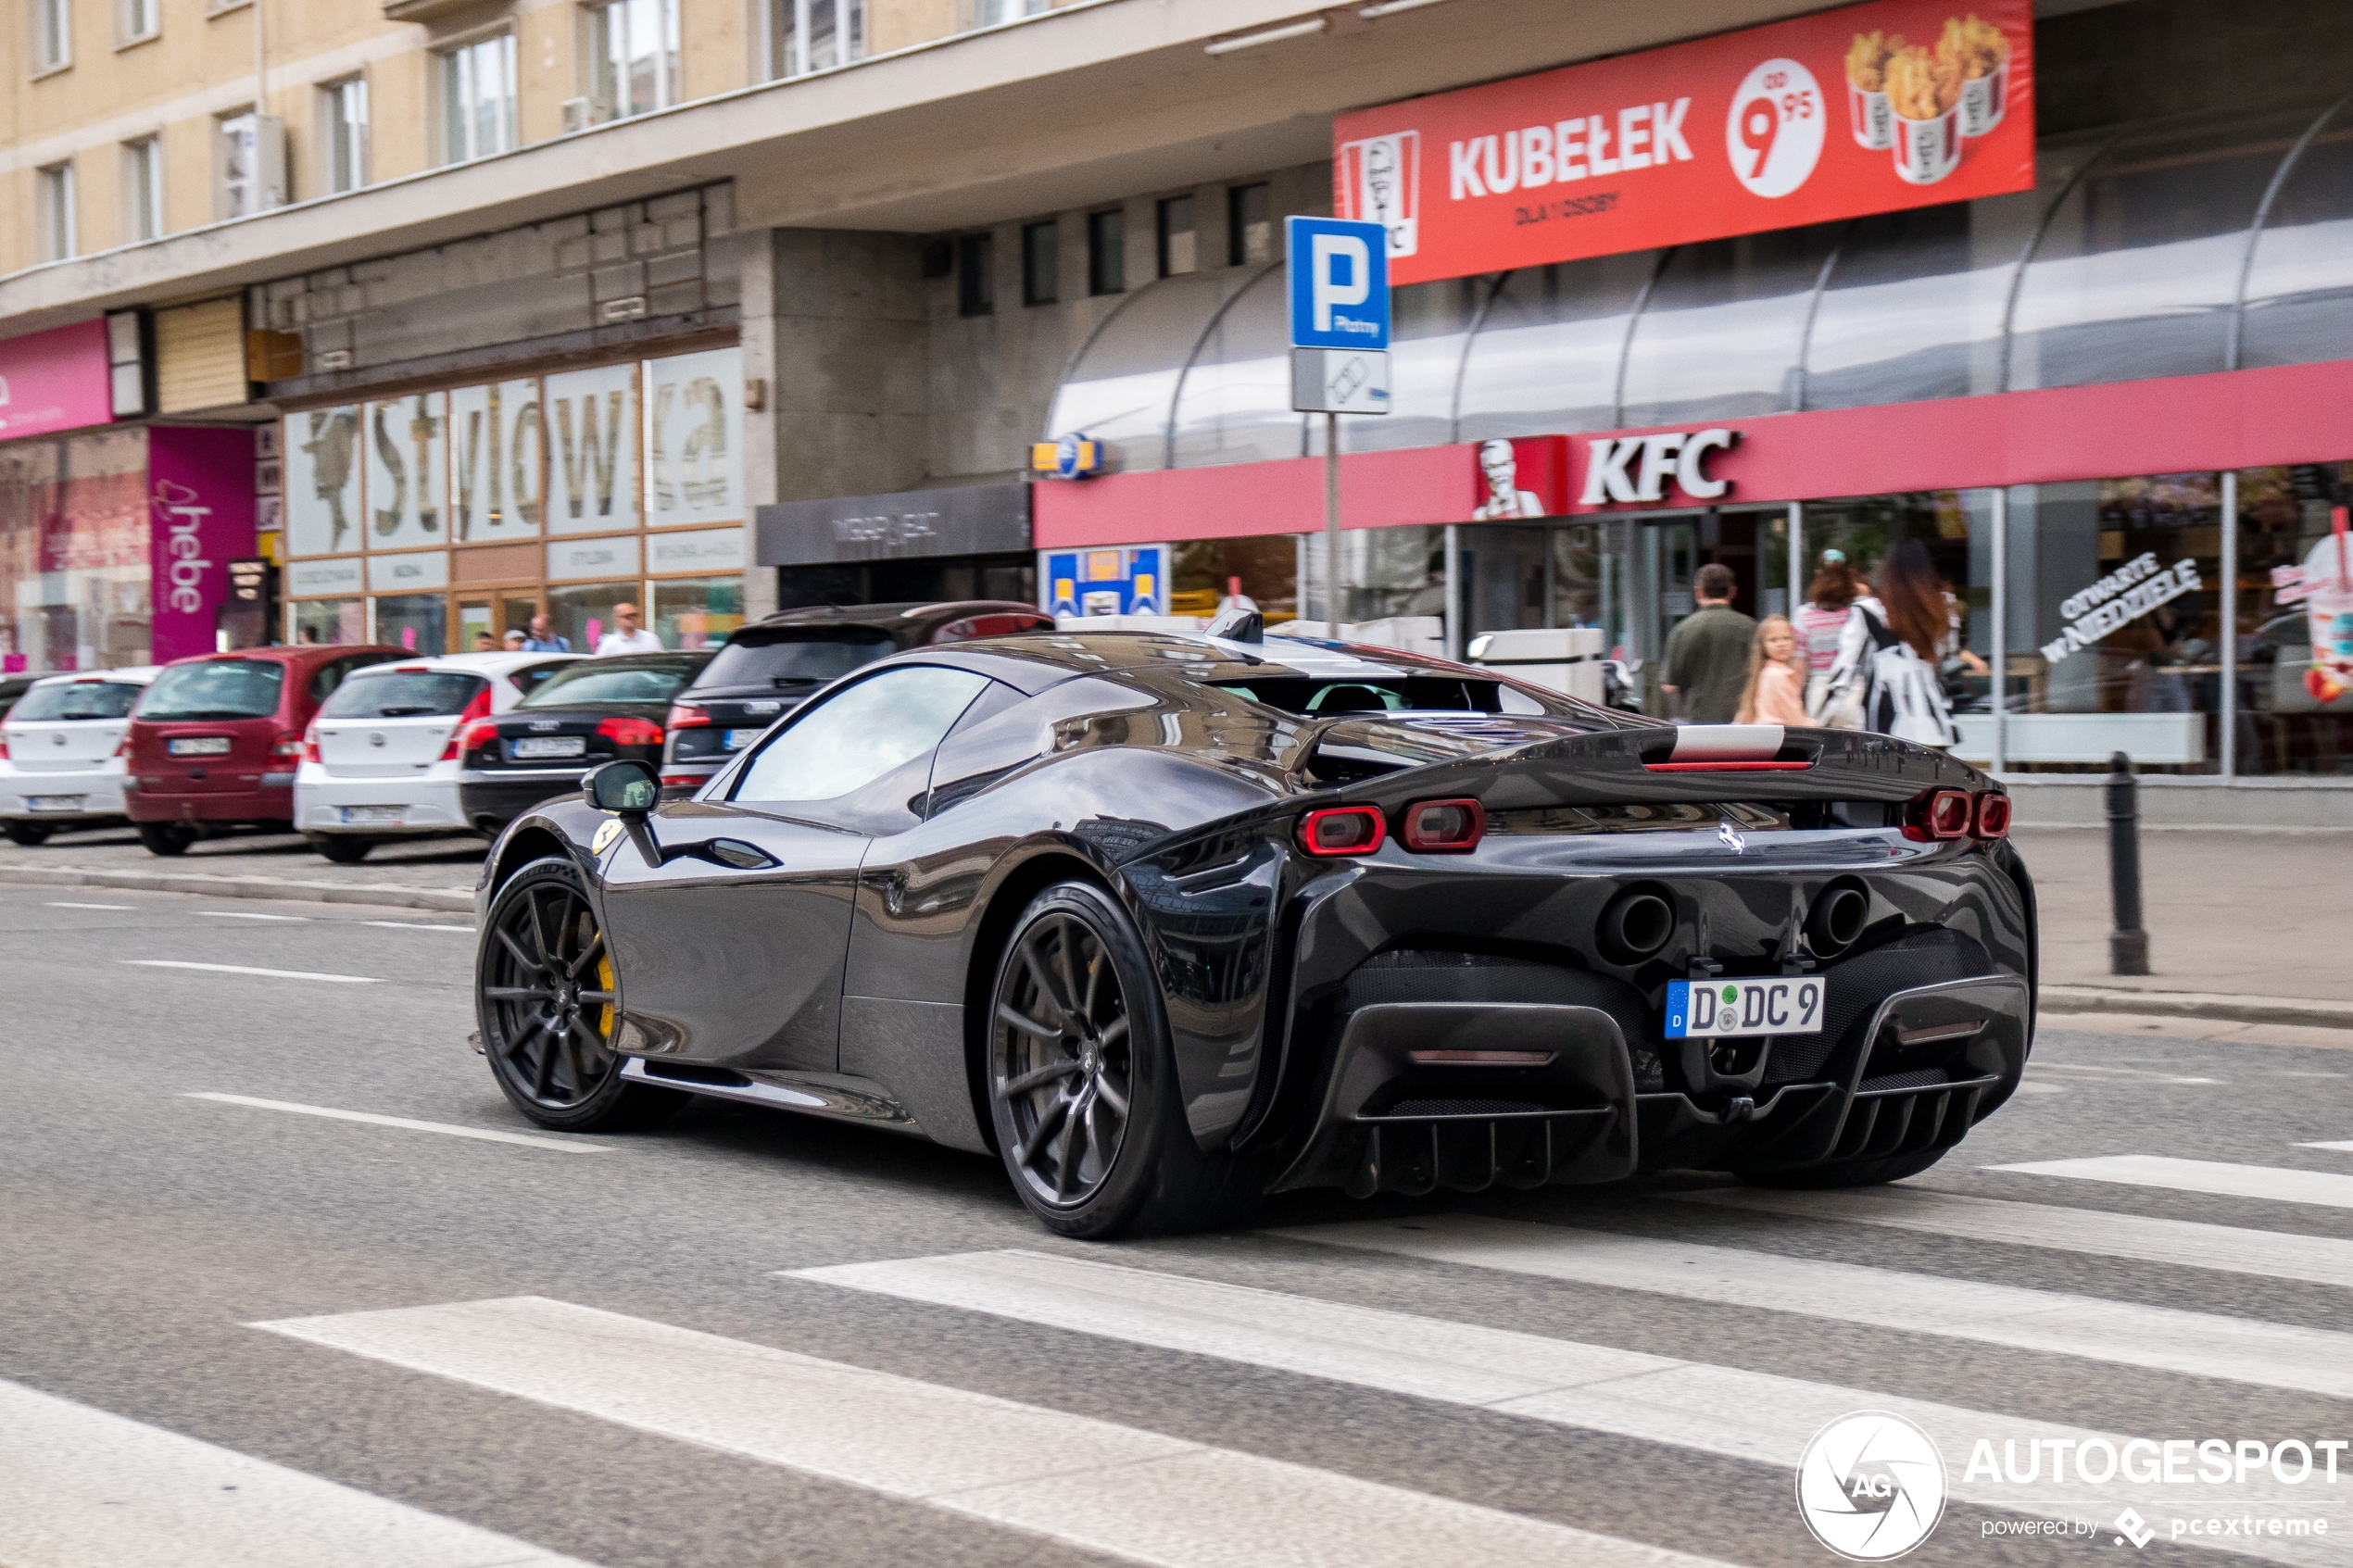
[743,600,1051,636]
[171,645,406,666]
[343,651,584,677]
[28,665,162,686]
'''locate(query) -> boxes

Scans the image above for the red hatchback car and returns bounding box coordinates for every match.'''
[125,646,403,855]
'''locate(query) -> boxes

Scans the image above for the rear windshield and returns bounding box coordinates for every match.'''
[8,680,144,721]
[518,658,700,709]
[138,659,286,721]
[321,671,488,719]
[1214,677,1524,715]
[694,628,896,691]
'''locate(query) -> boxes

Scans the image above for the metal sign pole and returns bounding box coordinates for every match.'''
[1326,412,1340,628]
[1285,215,1391,637]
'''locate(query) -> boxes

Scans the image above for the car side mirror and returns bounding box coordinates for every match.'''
[585,759,660,820]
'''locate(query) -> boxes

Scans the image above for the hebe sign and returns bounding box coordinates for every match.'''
[1334,0,2033,285]
[146,427,258,662]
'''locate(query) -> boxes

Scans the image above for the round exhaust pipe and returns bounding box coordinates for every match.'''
[1806,884,1869,958]
[1596,886,1676,963]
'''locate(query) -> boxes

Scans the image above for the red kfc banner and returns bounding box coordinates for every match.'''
[1334,0,2033,287]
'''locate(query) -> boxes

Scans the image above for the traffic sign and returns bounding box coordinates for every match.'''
[1286,217,1390,351]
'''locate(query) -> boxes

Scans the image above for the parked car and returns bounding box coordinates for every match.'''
[455,650,710,834]
[0,673,43,722]
[124,646,404,856]
[660,601,1053,796]
[0,666,161,845]
[296,651,585,863]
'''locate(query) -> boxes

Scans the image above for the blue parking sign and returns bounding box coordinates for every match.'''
[1286,217,1390,351]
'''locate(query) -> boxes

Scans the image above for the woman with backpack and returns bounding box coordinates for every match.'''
[1796,549,1876,727]
[1815,537,1961,748]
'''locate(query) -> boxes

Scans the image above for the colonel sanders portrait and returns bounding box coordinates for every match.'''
[1470,437,1543,520]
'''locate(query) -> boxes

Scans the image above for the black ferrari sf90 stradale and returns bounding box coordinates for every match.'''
[470,623,2035,1237]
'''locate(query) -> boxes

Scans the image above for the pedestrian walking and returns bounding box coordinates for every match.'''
[1658,563,1755,724]
[1817,537,1958,747]
[1736,615,1810,725]
[593,602,663,656]
[1796,549,1872,727]
[520,615,572,653]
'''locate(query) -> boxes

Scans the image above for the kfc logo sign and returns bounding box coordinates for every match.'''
[1578,428,1740,506]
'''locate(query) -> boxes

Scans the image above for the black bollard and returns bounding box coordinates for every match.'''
[2107,750,2149,975]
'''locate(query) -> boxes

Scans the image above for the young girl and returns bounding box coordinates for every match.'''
[1736,615,1810,725]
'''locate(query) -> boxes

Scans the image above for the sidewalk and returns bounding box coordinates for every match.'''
[0,824,480,911]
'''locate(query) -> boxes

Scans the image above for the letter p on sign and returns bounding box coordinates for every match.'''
[1287,217,1390,351]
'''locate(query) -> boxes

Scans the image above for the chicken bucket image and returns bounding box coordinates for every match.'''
[1960,55,2009,136]
[1843,30,1898,148]
[1848,82,1894,149]
[1894,102,1961,182]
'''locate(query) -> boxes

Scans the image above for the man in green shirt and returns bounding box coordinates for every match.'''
[1660,563,1756,724]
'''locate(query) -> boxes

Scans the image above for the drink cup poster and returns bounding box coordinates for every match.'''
[1335,0,2032,286]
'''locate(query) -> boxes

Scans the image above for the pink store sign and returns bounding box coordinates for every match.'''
[0,320,114,440]
[147,427,258,663]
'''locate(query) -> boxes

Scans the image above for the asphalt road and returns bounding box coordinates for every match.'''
[3,884,2350,1568]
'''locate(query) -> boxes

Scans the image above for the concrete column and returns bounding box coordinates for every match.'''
[735,228,783,622]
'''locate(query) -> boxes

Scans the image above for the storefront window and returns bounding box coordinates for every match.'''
[549,580,641,655]
[0,428,151,673]
[1296,525,1444,630]
[284,406,362,558]
[2233,465,2352,775]
[1801,490,1996,749]
[649,574,743,650]
[1170,536,1297,623]
[545,363,640,534]
[363,393,448,549]
[374,593,448,655]
[293,598,367,646]
[447,379,542,542]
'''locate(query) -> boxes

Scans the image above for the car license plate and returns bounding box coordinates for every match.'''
[723,728,761,751]
[1665,976,1826,1038]
[510,736,585,760]
[340,805,406,825]
[168,736,233,757]
[26,795,83,812]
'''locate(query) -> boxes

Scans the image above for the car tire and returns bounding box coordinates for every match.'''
[477,855,687,1135]
[137,822,197,857]
[309,834,374,864]
[985,880,1260,1240]
[3,821,54,847]
[1742,1145,1951,1190]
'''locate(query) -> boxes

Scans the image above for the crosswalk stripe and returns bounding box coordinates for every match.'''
[0,1377,595,1568]
[1988,1155,2353,1210]
[790,1248,2340,1563]
[1273,1216,2353,1400]
[254,1295,1735,1568]
[1663,1185,2353,1288]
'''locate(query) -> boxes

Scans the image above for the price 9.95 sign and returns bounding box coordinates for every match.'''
[1334,0,2032,287]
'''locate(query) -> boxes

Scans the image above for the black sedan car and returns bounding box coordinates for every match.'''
[470,627,2034,1238]
[455,651,710,834]
[661,600,1053,795]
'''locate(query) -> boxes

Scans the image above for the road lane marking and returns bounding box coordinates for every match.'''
[0,1377,596,1568]
[1989,1154,2353,1210]
[792,1249,2337,1562]
[1274,1215,2353,1400]
[1664,1185,2353,1288]
[198,909,309,922]
[123,960,380,984]
[255,1295,1734,1568]
[186,1094,609,1154]
[2302,1140,2353,1153]
[360,921,474,933]
[44,901,133,910]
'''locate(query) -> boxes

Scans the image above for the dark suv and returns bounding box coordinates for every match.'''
[659,601,1052,795]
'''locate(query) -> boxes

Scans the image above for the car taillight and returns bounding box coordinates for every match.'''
[597,716,664,748]
[0,732,9,760]
[1401,797,1484,853]
[1903,787,1974,842]
[661,772,704,789]
[666,702,712,729]
[271,730,306,760]
[1297,805,1386,857]
[301,721,322,764]
[1972,791,2012,840]
[115,732,132,759]
[437,690,497,760]
[456,718,501,757]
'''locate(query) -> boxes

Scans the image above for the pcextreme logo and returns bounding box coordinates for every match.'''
[1797,1411,1949,1560]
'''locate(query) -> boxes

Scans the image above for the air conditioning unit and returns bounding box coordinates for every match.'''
[253,116,289,209]
[561,97,593,134]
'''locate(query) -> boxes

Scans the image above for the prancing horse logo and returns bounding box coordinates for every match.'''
[1718,821,1746,854]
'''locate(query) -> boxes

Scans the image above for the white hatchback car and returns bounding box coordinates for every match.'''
[0,667,162,846]
[296,651,580,862]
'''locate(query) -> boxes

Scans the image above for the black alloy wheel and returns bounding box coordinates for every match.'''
[478,856,685,1133]
[985,881,1259,1238]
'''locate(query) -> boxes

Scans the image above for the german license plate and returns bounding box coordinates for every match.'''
[723,728,761,751]
[341,805,406,824]
[1665,977,1826,1038]
[510,736,585,760]
[168,736,233,757]
[26,795,83,812]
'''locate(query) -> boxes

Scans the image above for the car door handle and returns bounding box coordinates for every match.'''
[692,837,779,871]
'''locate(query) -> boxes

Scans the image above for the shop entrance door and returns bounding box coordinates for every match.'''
[1615,508,1788,713]
[455,592,541,652]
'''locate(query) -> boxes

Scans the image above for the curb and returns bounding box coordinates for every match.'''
[0,864,476,915]
[2040,985,2353,1032]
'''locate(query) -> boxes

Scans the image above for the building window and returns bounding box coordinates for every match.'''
[37,163,75,260]
[321,78,368,193]
[589,0,678,120]
[1228,182,1272,266]
[31,0,69,70]
[1088,208,1125,296]
[123,137,162,241]
[1022,220,1058,307]
[969,0,1045,26]
[773,0,863,77]
[1157,194,1197,278]
[118,0,157,44]
[441,33,517,164]
[957,232,994,318]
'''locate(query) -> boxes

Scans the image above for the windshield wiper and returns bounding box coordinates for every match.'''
[146,708,258,720]
[372,705,442,717]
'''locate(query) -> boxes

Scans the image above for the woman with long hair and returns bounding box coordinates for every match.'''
[1797,549,1875,725]
[1736,615,1809,725]
[1818,537,1959,747]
